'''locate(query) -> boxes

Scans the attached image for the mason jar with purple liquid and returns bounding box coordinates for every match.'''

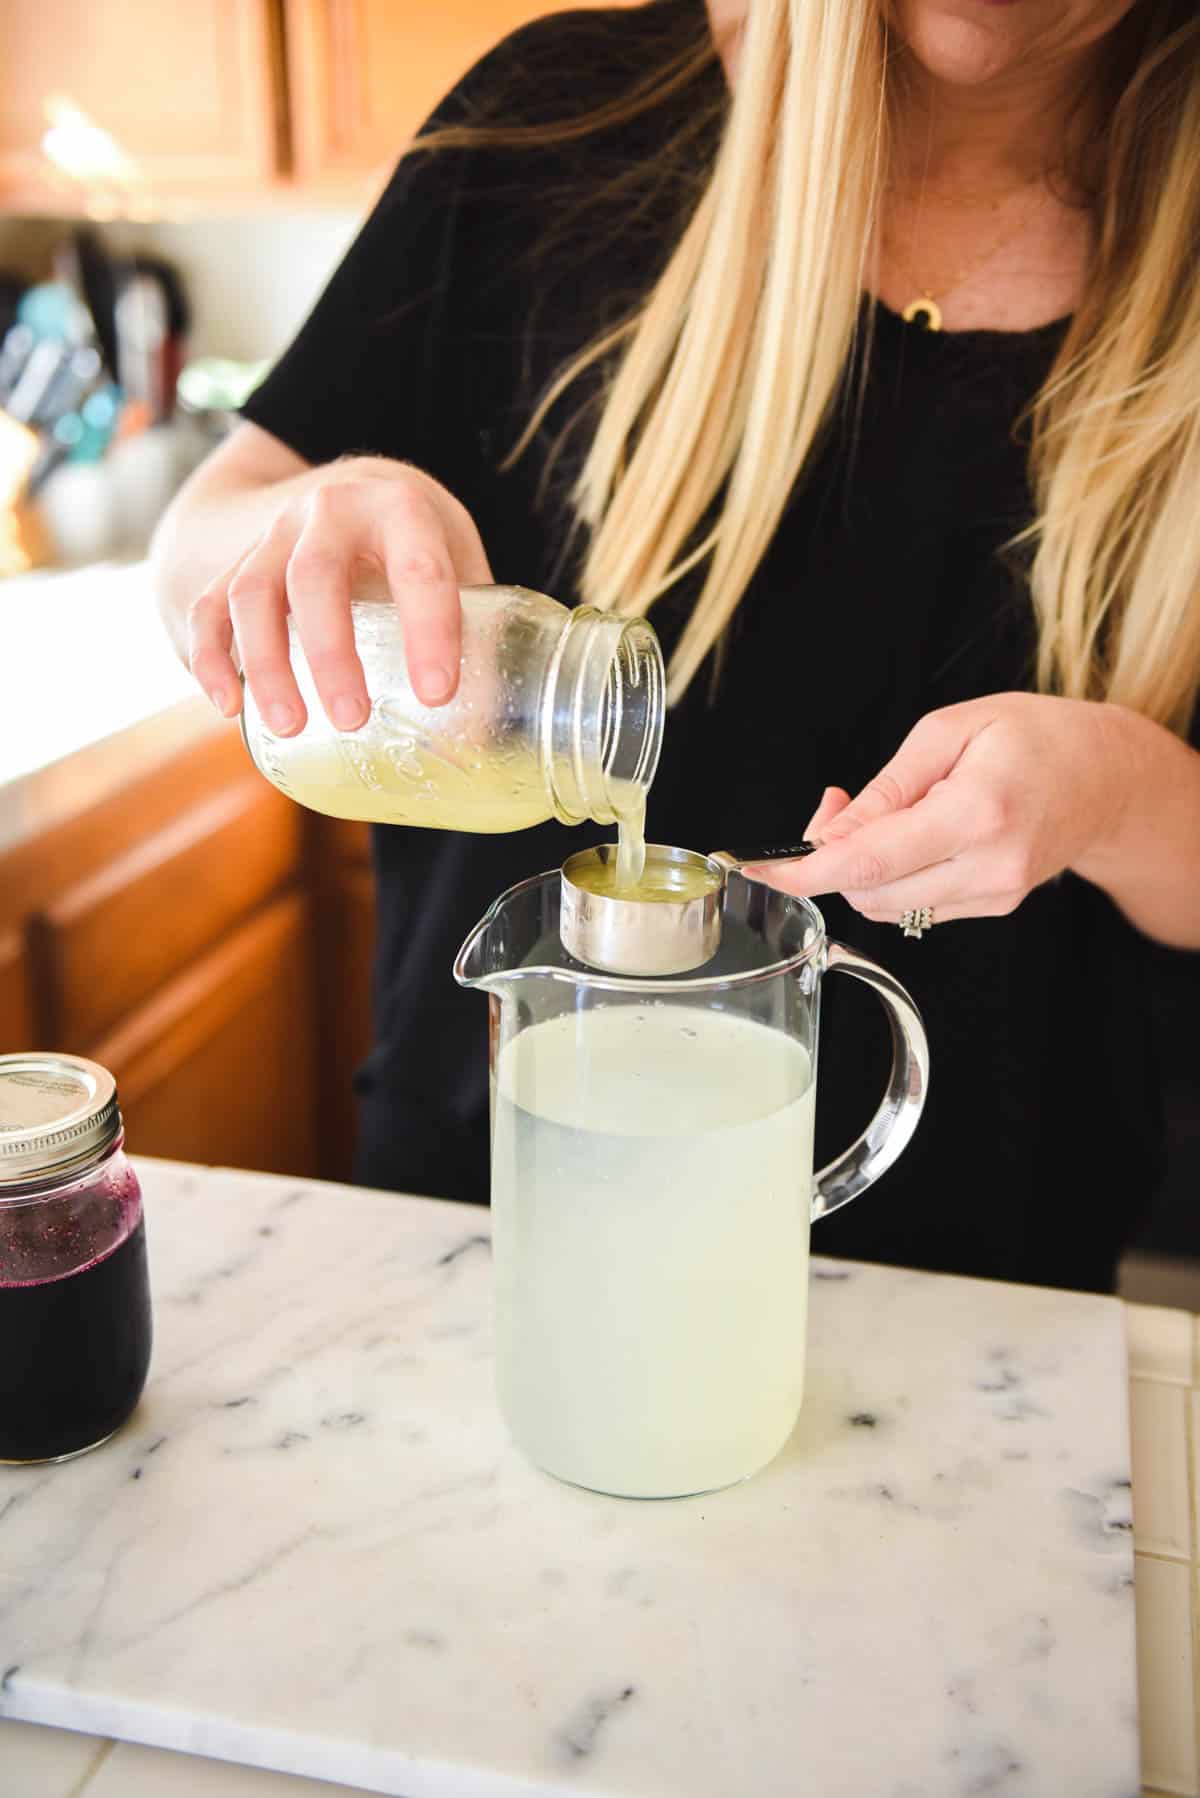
[0,1054,151,1463]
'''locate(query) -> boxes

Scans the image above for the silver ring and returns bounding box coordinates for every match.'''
[900,906,933,940]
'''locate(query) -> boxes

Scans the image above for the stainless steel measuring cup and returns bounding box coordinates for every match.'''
[560,841,816,975]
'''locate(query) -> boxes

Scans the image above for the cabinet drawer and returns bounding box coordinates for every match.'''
[33,776,302,1048]
[92,894,318,1176]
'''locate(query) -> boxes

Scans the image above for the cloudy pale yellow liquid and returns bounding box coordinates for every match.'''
[577,788,723,903]
[254,734,658,849]
[258,733,681,927]
[570,843,723,904]
[250,736,553,832]
[491,1005,815,1497]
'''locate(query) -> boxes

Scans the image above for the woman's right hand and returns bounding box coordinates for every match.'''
[186,456,493,733]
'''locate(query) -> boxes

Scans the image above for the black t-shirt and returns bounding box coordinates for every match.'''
[243,0,1171,1292]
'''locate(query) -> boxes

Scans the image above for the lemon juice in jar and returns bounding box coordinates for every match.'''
[241,583,664,837]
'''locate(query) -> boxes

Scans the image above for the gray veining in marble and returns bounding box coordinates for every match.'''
[0,1162,1139,1798]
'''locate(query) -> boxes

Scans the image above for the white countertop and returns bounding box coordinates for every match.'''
[0,691,225,860]
[0,1159,1148,1797]
[0,558,195,789]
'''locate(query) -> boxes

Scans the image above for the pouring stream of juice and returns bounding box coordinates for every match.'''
[578,789,721,903]
[614,788,647,890]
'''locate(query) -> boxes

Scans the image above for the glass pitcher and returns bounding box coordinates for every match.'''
[455,867,928,1500]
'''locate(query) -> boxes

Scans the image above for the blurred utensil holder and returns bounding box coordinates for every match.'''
[32,414,210,566]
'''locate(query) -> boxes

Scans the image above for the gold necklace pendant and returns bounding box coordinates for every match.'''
[901,294,943,332]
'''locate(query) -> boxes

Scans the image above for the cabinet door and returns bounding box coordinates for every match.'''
[0,0,282,209]
[91,895,320,1178]
[32,776,301,1050]
[285,0,630,187]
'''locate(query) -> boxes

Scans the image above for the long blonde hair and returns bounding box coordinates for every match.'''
[435,0,1200,730]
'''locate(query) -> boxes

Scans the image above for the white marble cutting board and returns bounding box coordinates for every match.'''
[0,1161,1139,1798]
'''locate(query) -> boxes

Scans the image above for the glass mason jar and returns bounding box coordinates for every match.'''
[0,1054,152,1464]
[241,582,665,832]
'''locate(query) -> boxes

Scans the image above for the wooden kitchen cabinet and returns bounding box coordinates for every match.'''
[0,0,639,213]
[0,710,374,1182]
[92,893,319,1175]
[284,0,610,187]
[30,774,303,1048]
[0,0,284,212]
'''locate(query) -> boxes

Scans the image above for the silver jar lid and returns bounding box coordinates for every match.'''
[0,1054,122,1185]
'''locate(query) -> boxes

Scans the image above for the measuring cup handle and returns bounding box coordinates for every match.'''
[812,941,930,1221]
[712,842,816,870]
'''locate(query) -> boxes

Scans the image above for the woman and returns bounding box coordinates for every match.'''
[153,0,1200,1291]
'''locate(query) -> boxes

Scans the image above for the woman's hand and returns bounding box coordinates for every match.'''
[186,456,492,733]
[745,693,1144,925]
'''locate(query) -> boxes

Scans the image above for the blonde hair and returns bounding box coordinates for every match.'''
[1025,4,1200,733]
[437,0,1200,730]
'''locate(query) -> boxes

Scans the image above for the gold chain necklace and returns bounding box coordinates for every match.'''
[885,184,1044,332]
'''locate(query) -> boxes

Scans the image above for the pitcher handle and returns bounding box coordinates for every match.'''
[812,941,930,1221]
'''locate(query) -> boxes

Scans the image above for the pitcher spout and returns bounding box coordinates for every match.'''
[453,869,561,994]
[453,898,509,993]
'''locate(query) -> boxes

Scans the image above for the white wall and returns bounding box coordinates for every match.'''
[0,207,363,364]
[117,211,363,362]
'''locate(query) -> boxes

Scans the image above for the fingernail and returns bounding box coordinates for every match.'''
[267,702,298,735]
[209,686,235,717]
[331,694,366,730]
[421,664,455,704]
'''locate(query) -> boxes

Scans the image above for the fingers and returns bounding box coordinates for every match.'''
[377,490,470,708]
[804,785,852,840]
[190,463,493,732]
[745,783,963,900]
[227,519,308,735]
[286,493,367,730]
[747,836,1025,926]
[740,700,1040,925]
[187,581,240,717]
[840,858,1023,926]
[820,710,978,841]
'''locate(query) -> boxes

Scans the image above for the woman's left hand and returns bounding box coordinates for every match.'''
[744,693,1140,925]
